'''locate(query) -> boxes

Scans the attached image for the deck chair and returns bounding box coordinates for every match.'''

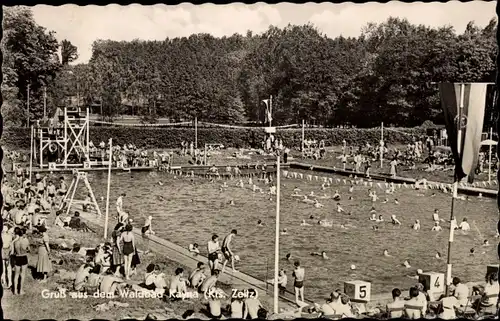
[404,304,425,319]
[385,306,405,319]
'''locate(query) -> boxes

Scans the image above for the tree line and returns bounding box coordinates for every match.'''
[2,6,497,128]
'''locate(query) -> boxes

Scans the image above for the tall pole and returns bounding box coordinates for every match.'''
[269,95,273,127]
[273,151,281,314]
[488,127,493,184]
[27,84,30,127]
[86,107,90,156]
[64,107,68,169]
[380,122,384,168]
[29,126,34,182]
[301,120,305,156]
[43,87,47,119]
[195,116,198,149]
[445,83,465,295]
[104,138,113,240]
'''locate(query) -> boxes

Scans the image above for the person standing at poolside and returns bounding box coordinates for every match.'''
[390,158,398,178]
[12,227,30,295]
[116,193,125,214]
[112,223,124,276]
[2,225,13,288]
[36,226,52,283]
[119,224,136,280]
[293,261,305,306]
[207,234,220,274]
[221,229,238,273]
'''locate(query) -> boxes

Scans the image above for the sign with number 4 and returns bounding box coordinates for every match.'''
[418,272,445,294]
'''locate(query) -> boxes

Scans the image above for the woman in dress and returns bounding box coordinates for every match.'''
[36,226,52,282]
[112,223,124,276]
[119,224,136,280]
[390,158,398,178]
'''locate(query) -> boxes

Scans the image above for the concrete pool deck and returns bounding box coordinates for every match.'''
[77,207,301,312]
[289,162,497,198]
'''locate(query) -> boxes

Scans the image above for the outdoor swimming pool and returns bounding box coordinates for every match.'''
[75,169,497,302]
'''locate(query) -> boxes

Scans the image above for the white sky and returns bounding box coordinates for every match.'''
[28,2,496,64]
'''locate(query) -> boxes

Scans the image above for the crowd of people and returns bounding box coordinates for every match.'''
[3,137,499,319]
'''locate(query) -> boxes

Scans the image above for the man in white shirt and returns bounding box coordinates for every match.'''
[459,218,471,231]
[451,277,470,307]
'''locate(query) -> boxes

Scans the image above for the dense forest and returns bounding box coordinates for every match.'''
[2,6,497,128]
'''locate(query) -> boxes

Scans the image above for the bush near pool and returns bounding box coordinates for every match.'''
[1,126,427,150]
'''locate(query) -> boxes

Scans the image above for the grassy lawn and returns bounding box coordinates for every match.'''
[2,219,232,320]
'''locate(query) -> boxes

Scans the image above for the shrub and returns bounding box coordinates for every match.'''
[1,126,426,150]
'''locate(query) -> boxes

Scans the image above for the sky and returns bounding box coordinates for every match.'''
[29,2,496,64]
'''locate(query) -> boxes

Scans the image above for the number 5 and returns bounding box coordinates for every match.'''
[434,277,440,288]
[359,285,367,299]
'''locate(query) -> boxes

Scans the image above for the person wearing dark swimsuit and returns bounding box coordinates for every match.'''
[120,224,135,280]
[13,228,30,295]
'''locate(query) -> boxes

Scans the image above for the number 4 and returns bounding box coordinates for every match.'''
[434,277,440,288]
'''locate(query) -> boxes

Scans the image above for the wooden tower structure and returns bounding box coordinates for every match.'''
[32,106,91,169]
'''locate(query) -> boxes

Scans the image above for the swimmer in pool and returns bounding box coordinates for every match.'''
[332,190,341,201]
[391,215,401,225]
[252,185,262,193]
[394,199,400,205]
[348,185,354,193]
[376,215,384,222]
[281,228,288,235]
[309,191,315,197]
[431,222,442,231]
[294,187,301,193]
[370,191,378,202]
[372,225,379,231]
[435,252,441,259]
[319,220,333,227]
[291,190,302,197]
[301,220,311,226]
[403,260,411,268]
[257,220,265,227]
[336,203,345,213]
[239,180,244,188]
[383,249,391,257]
[285,253,292,261]
[412,220,421,230]
[483,240,490,246]
[310,251,329,259]
[309,215,315,220]
[321,183,327,190]
[314,200,323,208]
[348,196,354,201]
[370,212,377,221]
[432,209,440,222]
[302,196,315,204]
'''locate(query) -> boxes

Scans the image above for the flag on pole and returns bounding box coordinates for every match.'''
[439,83,488,183]
[262,99,273,124]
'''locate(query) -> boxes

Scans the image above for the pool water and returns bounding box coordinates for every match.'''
[73,170,497,302]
